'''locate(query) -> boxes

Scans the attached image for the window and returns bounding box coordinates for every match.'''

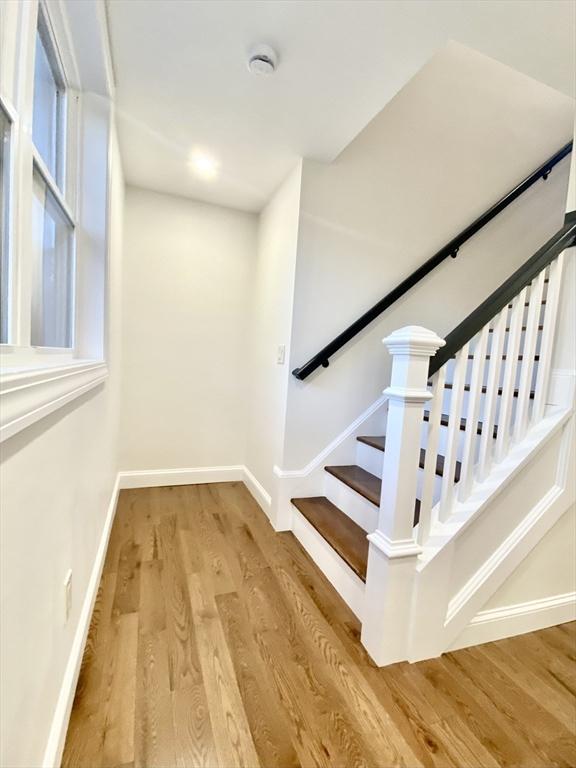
[32,16,64,184]
[0,104,10,344]
[31,171,73,347]
[0,1,110,442]
[31,9,73,349]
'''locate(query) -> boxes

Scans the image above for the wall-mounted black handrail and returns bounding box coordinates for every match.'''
[429,210,576,377]
[292,140,573,381]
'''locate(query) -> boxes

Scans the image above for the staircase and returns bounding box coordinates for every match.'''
[291,272,552,579]
[282,210,576,666]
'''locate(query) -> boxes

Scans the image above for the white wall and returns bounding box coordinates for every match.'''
[483,504,576,609]
[245,164,302,499]
[119,187,257,471]
[282,41,574,470]
[0,128,124,768]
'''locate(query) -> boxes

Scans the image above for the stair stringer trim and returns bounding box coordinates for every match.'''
[271,394,387,530]
[407,407,574,662]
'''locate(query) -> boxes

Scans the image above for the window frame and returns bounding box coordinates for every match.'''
[0,0,78,363]
[30,1,76,353]
[0,94,16,346]
[0,0,109,442]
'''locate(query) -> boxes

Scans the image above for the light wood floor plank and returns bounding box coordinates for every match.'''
[62,482,576,768]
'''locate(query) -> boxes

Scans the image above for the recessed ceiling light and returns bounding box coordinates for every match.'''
[188,150,219,179]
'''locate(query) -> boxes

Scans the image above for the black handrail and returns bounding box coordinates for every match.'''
[292,140,573,381]
[429,210,576,377]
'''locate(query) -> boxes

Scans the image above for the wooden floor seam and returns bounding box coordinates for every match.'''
[62,481,576,768]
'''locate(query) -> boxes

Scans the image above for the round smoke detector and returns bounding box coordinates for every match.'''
[248,44,278,75]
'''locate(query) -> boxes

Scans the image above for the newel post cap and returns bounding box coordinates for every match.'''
[383,326,445,357]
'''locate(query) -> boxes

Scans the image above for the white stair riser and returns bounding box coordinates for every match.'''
[435,387,527,424]
[356,441,383,477]
[486,329,543,356]
[291,507,365,620]
[443,356,540,390]
[356,440,443,499]
[323,471,379,532]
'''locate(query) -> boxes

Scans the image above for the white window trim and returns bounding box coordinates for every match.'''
[0,0,109,442]
[0,360,108,442]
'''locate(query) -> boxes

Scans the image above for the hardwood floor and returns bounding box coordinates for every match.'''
[62,482,576,768]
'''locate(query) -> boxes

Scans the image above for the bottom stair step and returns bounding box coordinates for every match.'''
[291,497,368,582]
[325,464,421,524]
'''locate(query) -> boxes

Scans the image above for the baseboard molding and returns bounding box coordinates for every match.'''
[243,466,272,517]
[118,465,244,489]
[450,592,576,651]
[42,474,120,768]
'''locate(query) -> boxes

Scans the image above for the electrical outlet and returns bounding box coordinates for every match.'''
[276,345,286,365]
[64,570,72,623]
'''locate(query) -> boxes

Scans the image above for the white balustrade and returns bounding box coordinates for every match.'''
[532,254,565,423]
[414,254,565,547]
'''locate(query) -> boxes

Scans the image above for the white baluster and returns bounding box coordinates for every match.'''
[532,253,565,423]
[495,287,527,461]
[513,270,546,442]
[477,307,507,481]
[418,366,446,545]
[438,342,469,522]
[459,325,489,500]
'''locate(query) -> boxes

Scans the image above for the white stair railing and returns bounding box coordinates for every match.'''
[416,251,566,547]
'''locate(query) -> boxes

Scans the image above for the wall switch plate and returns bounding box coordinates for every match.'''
[64,570,72,623]
[276,345,286,365]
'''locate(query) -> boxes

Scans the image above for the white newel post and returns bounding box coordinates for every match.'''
[361,326,445,666]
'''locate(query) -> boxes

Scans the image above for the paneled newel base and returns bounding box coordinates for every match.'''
[360,531,421,666]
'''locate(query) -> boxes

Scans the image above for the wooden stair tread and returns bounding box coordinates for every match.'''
[423,411,498,438]
[325,465,381,506]
[442,382,535,400]
[324,465,422,523]
[291,496,368,581]
[356,435,386,451]
[357,436,461,481]
[468,353,540,361]
[508,300,546,308]
[489,325,543,332]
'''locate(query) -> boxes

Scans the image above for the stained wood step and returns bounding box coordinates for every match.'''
[468,354,540,362]
[291,496,368,581]
[325,465,381,505]
[324,465,422,523]
[423,412,498,438]
[508,300,546,308]
[443,383,535,400]
[356,436,461,481]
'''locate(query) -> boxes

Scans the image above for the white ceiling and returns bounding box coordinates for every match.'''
[107,0,575,212]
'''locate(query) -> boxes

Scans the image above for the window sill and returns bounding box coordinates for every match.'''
[0,359,108,442]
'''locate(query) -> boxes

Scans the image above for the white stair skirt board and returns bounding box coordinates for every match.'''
[449,592,576,651]
[42,475,120,768]
[291,506,366,620]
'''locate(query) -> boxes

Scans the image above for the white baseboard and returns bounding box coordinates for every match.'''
[42,474,120,768]
[243,466,272,518]
[450,592,576,651]
[118,465,244,488]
